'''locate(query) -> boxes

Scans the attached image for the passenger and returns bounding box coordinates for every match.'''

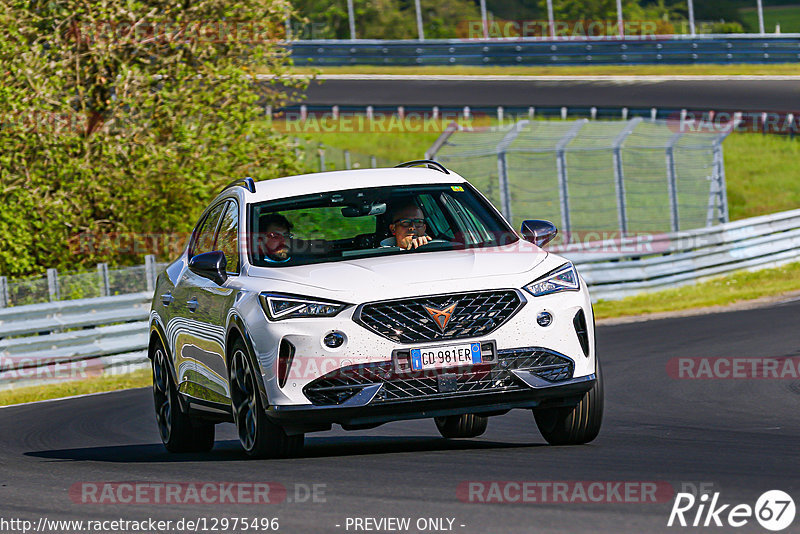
[260,213,293,263]
[381,201,432,250]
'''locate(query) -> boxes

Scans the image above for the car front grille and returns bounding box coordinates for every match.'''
[303,347,574,406]
[354,290,524,344]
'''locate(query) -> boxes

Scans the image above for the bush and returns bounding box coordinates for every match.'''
[0,0,306,277]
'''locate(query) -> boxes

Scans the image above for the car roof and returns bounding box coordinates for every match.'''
[246,167,468,203]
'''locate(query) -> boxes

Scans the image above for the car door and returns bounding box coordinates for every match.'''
[188,199,241,404]
[171,201,227,399]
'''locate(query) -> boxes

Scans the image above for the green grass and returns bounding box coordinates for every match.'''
[724,132,800,220]
[290,64,800,76]
[593,261,800,319]
[740,4,800,33]
[0,368,151,407]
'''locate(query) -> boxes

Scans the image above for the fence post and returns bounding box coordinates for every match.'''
[97,263,110,297]
[717,143,729,223]
[145,255,156,293]
[344,150,352,170]
[318,146,326,171]
[0,276,8,308]
[495,120,530,222]
[555,119,588,241]
[47,268,60,301]
[665,132,684,232]
[611,117,642,236]
[370,155,377,168]
[425,121,459,159]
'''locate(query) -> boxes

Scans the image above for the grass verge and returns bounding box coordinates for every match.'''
[290,64,800,77]
[0,367,151,407]
[740,5,800,34]
[593,261,800,319]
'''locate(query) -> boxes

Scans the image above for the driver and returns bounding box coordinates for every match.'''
[380,201,432,250]
[260,213,293,263]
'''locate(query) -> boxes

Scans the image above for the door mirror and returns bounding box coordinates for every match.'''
[520,220,558,247]
[188,251,228,286]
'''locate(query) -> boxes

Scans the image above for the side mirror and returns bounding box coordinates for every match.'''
[520,220,558,247]
[189,251,228,285]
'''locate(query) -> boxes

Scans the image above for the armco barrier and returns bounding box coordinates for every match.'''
[291,35,800,66]
[555,208,800,300]
[2,209,799,389]
[0,292,151,390]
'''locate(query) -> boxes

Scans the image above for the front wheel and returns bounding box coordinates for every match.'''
[151,341,215,453]
[533,362,604,445]
[229,340,304,458]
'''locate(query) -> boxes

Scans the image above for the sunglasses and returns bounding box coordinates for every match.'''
[265,231,293,240]
[393,218,427,229]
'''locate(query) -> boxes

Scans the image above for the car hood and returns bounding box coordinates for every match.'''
[246,243,548,299]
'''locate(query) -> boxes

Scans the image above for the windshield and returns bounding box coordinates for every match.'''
[248,183,517,268]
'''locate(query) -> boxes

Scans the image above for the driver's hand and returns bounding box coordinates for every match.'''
[398,235,432,250]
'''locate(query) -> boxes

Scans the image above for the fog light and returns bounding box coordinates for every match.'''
[537,311,553,327]
[323,331,345,348]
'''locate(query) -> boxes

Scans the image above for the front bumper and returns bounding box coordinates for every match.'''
[265,345,595,433]
[267,373,595,433]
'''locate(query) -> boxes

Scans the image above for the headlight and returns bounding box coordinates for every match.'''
[259,293,348,321]
[524,262,580,297]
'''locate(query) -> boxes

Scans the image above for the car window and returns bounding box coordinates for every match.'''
[290,207,374,241]
[249,184,515,268]
[191,202,226,257]
[441,193,494,245]
[419,194,454,240]
[215,201,240,274]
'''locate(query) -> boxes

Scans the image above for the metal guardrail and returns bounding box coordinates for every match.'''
[291,36,800,66]
[0,292,151,390]
[554,208,800,301]
[2,209,799,389]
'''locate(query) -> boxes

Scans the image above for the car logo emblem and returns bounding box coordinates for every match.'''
[424,303,457,332]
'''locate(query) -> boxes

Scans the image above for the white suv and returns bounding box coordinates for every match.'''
[149,161,603,458]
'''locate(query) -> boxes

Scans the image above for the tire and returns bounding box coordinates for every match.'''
[151,340,215,453]
[434,414,488,439]
[533,362,604,445]
[229,340,304,458]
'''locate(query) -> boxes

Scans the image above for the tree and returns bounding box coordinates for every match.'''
[0,0,306,276]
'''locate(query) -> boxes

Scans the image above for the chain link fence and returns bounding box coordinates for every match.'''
[0,257,166,308]
[430,118,731,237]
[293,137,393,172]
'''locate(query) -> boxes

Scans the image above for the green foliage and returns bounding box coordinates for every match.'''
[291,0,479,39]
[0,0,306,277]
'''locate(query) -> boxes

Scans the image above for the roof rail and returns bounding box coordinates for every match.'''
[221,177,256,194]
[394,159,450,174]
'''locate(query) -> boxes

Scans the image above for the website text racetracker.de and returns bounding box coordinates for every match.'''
[0,517,279,534]
[458,481,675,504]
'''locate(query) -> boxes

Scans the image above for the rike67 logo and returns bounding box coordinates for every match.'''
[668,490,795,531]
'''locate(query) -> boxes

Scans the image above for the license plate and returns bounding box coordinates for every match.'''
[410,342,482,372]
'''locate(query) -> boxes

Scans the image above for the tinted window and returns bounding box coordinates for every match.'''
[216,201,240,273]
[249,184,515,268]
[191,202,226,257]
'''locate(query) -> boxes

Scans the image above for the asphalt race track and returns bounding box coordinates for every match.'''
[1,299,798,534]
[296,77,800,112]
